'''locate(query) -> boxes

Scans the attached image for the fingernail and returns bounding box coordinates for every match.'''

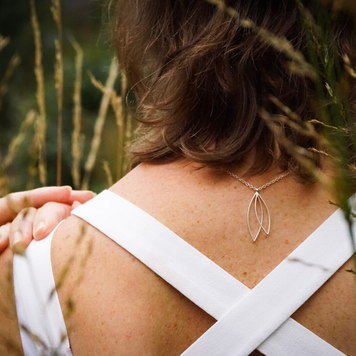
[34,221,46,239]
[11,231,24,252]
[12,231,23,245]
[71,201,81,209]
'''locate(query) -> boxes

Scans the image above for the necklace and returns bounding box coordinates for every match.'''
[224,170,290,242]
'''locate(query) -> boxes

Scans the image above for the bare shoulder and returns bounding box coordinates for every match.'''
[51,214,161,355]
[51,169,214,356]
[51,163,356,355]
[293,257,356,354]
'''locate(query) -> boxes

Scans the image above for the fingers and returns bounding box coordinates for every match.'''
[0,223,10,254]
[9,207,37,254]
[1,187,95,252]
[71,201,82,210]
[8,201,74,253]
[69,190,96,204]
[13,186,73,208]
[0,186,96,227]
[0,186,72,225]
[32,202,72,240]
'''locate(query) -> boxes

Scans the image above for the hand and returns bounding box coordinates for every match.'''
[0,187,95,253]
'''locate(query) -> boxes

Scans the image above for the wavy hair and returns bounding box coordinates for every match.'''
[113,0,356,182]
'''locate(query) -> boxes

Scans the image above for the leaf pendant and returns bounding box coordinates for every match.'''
[247,191,271,242]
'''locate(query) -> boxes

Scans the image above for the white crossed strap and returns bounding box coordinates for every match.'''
[73,190,355,355]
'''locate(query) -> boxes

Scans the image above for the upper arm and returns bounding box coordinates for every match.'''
[51,215,163,355]
[51,213,214,356]
[0,248,23,356]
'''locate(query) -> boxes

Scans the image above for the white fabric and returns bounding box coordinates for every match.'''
[13,222,72,356]
[181,207,356,356]
[14,190,353,355]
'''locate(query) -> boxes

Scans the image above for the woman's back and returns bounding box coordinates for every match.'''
[51,161,356,355]
[3,1,356,353]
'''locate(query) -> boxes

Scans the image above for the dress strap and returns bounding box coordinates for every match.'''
[181,205,355,356]
[72,190,348,355]
[13,222,72,356]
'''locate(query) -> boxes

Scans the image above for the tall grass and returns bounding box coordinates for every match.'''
[30,0,47,187]
[82,59,119,190]
[1,0,355,212]
[0,0,356,354]
[0,0,133,195]
[0,3,355,222]
[207,1,356,283]
[0,55,20,113]
[51,0,64,186]
[70,36,84,190]
[209,0,356,230]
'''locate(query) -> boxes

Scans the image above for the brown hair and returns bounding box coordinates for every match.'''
[114,0,356,181]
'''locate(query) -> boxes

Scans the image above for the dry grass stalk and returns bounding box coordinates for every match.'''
[206,0,316,79]
[123,112,133,175]
[102,160,114,187]
[27,113,43,190]
[30,0,47,186]
[117,72,128,179]
[268,96,329,147]
[88,70,129,180]
[70,37,84,190]
[307,147,330,157]
[112,94,125,179]
[0,154,10,197]
[4,110,36,168]
[87,71,105,92]
[88,70,131,179]
[269,96,304,124]
[308,119,349,133]
[0,55,21,112]
[51,0,64,186]
[343,55,356,79]
[0,36,10,54]
[82,59,119,190]
[18,325,46,351]
[74,236,94,287]
[260,108,331,187]
[54,223,93,323]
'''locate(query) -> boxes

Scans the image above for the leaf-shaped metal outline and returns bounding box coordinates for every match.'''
[247,191,271,242]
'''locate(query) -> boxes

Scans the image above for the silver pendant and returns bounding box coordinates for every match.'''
[247,191,271,242]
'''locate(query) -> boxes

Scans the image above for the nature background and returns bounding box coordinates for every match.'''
[1,0,356,354]
[1,0,356,215]
[0,0,131,196]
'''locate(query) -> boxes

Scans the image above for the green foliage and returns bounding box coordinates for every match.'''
[0,0,131,194]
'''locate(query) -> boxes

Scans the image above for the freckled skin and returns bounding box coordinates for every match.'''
[49,161,356,355]
[6,160,352,356]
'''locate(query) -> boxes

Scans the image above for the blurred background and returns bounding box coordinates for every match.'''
[0,0,130,194]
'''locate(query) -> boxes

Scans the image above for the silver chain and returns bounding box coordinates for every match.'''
[224,170,290,192]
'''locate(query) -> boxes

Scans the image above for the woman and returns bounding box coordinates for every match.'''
[1,0,356,355]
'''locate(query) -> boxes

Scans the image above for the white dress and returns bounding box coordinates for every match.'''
[13,190,356,356]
